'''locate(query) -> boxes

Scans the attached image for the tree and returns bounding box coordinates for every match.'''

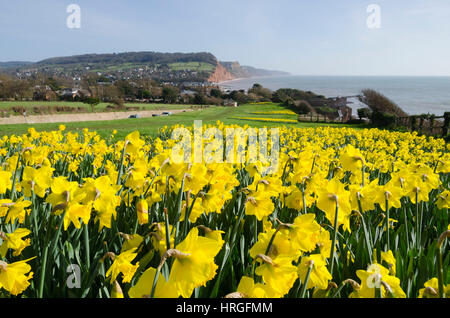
[115,80,136,98]
[248,84,272,100]
[359,89,407,117]
[46,77,61,91]
[141,90,151,99]
[293,100,314,114]
[162,86,179,103]
[273,88,319,103]
[357,107,372,119]
[230,90,248,105]
[193,94,207,105]
[112,98,125,109]
[83,97,100,112]
[209,88,222,98]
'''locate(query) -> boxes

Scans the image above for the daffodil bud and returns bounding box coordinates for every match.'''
[0,261,7,272]
[136,199,149,225]
[111,280,124,298]
[224,292,246,298]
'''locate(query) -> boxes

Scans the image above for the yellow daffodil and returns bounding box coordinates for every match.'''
[168,227,223,298]
[245,190,275,221]
[254,255,298,298]
[354,264,406,298]
[418,277,450,298]
[0,228,31,257]
[235,276,275,298]
[0,257,35,296]
[297,254,332,290]
[105,248,140,284]
[129,267,178,298]
[317,178,352,232]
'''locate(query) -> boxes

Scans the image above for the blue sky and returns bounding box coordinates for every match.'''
[1,0,450,75]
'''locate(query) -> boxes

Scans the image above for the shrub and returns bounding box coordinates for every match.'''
[357,107,372,119]
[112,98,125,109]
[371,110,397,128]
[293,100,314,115]
[11,106,26,114]
[359,89,408,117]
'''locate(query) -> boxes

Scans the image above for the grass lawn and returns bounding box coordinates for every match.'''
[168,62,215,72]
[0,103,369,139]
[0,101,188,115]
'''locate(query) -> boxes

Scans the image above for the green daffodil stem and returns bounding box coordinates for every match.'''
[385,197,390,251]
[31,190,39,242]
[329,202,339,275]
[173,175,186,248]
[48,210,66,259]
[310,155,317,175]
[10,151,21,201]
[38,245,49,298]
[357,197,373,263]
[150,268,161,298]
[182,194,197,238]
[361,164,365,187]
[437,231,449,298]
[415,191,420,251]
[38,210,66,298]
[420,201,424,251]
[264,227,280,257]
[402,199,410,251]
[229,195,247,248]
[333,279,361,298]
[375,283,382,298]
[281,157,291,185]
[116,140,128,185]
[437,248,445,298]
[381,281,395,298]
[150,249,189,298]
[37,208,53,298]
[302,188,307,214]
[164,208,171,251]
[150,250,170,298]
[84,223,91,269]
[299,261,314,298]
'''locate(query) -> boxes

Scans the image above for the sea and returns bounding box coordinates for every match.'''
[219,75,450,116]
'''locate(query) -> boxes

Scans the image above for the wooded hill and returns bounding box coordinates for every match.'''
[0,52,289,83]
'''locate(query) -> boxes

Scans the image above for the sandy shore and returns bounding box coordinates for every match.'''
[0,109,191,125]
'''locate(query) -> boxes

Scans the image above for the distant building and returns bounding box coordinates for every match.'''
[180,90,196,103]
[308,96,354,121]
[180,89,197,96]
[60,88,92,99]
[223,99,238,107]
[33,85,57,101]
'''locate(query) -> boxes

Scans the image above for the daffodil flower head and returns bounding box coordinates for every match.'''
[167,227,223,298]
[0,228,31,257]
[340,145,365,172]
[245,191,275,221]
[105,248,139,284]
[129,267,178,298]
[0,257,35,296]
[297,254,332,290]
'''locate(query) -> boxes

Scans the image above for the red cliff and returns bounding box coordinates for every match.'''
[208,62,235,83]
